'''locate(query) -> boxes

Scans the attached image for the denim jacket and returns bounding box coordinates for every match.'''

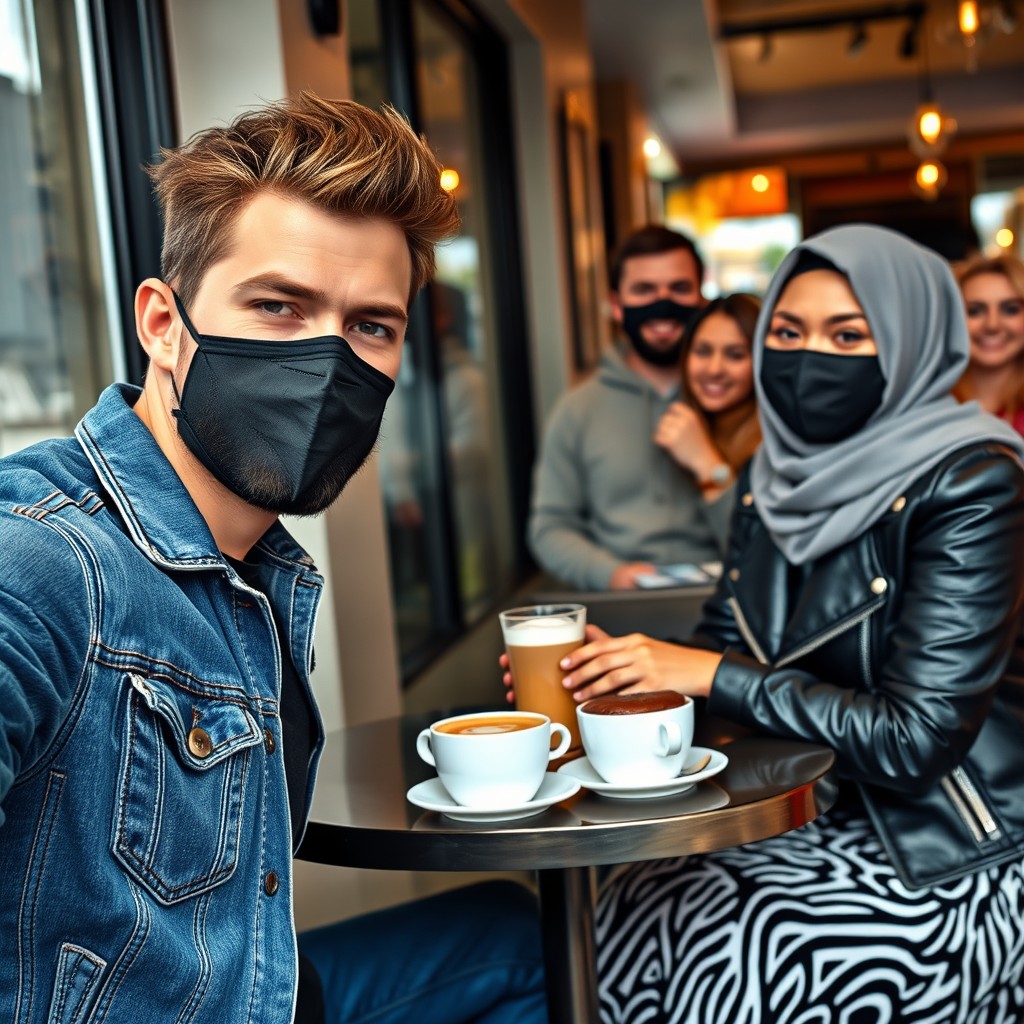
[0,384,325,1023]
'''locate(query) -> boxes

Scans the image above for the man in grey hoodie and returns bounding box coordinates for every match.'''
[528,225,735,590]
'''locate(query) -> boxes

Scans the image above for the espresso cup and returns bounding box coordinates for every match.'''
[499,604,586,756]
[416,711,571,808]
[577,691,693,785]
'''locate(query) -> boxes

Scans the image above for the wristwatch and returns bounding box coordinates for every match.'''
[699,463,733,491]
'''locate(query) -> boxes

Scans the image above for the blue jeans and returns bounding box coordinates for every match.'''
[298,880,549,1024]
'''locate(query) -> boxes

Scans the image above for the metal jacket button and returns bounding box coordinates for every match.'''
[741,492,754,507]
[728,568,740,582]
[870,577,888,595]
[891,496,906,512]
[264,727,276,754]
[265,871,280,896]
[188,727,212,759]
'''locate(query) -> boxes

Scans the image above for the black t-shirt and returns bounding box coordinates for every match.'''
[226,557,323,1024]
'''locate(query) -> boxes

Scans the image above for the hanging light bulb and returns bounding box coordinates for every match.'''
[643,136,662,159]
[958,0,980,35]
[917,104,944,145]
[439,168,460,192]
[914,160,948,199]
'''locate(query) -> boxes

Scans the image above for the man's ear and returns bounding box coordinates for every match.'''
[135,279,182,372]
[608,289,623,325]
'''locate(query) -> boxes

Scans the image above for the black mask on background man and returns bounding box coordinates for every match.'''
[170,293,395,515]
[760,347,885,444]
[621,298,701,367]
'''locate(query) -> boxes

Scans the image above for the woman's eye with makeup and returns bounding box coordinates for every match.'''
[768,324,799,342]
[1000,302,1023,317]
[965,304,987,318]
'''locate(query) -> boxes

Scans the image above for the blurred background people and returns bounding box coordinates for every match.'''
[653,292,762,499]
[954,253,1024,433]
[529,224,722,591]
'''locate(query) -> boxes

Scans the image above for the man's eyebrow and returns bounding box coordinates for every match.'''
[232,275,329,304]
[351,303,408,324]
[231,275,407,322]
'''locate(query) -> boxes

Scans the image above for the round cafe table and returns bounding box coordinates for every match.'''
[296,710,837,1024]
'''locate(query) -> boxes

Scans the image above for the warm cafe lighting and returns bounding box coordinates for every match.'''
[958,0,980,36]
[918,106,943,146]
[996,228,1015,248]
[643,136,662,159]
[751,173,770,193]
[439,167,460,192]
[916,162,941,188]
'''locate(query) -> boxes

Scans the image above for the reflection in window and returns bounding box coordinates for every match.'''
[0,0,115,456]
[354,0,524,676]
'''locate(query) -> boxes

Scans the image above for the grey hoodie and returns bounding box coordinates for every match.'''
[528,345,733,589]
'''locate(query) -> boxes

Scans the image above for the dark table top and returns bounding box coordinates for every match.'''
[297,710,838,872]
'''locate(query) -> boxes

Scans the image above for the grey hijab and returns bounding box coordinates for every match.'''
[750,223,1024,565]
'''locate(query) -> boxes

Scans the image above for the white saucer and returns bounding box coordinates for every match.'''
[556,745,728,799]
[406,772,581,822]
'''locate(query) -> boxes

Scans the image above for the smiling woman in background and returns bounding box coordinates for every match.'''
[653,293,762,497]
[954,253,1024,433]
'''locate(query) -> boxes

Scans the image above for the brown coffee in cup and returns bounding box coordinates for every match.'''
[581,691,689,716]
[435,714,543,736]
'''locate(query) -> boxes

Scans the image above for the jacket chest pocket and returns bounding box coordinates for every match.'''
[113,673,263,904]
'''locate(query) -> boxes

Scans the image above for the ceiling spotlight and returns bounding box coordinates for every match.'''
[643,136,662,159]
[996,227,1015,248]
[847,21,869,56]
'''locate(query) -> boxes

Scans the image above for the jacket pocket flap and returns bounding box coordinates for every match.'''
[129,673,261,768]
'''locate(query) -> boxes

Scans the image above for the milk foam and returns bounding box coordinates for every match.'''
[505,616,582,647]
[462,723,518,734]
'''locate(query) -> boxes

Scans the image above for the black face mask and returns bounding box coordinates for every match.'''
[621,298,701,367]
[170,293,395,515]
[760,348,885,444]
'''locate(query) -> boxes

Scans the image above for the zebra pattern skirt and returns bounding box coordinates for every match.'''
[595,795,1024,1024]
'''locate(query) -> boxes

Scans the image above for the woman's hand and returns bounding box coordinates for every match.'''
[559,626,722,703]
[502,625,723,705]
[653,402,727,486]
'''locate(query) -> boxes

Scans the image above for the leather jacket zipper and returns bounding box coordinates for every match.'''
[775,599,884,669]
[942,767,1001,842]
[728,594,884,669]
[727,596,769,664]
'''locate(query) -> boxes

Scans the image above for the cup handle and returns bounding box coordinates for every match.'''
[547,723,571,761]
[656,722,683,757]
[416,728,436,767]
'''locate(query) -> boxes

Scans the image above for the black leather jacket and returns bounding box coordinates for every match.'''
[699,442,1024,889]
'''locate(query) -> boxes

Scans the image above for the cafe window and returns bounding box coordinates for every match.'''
[351,0,534,680]
[0,0,173,456]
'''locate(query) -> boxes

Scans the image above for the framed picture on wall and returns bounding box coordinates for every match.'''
[560,90,606,372]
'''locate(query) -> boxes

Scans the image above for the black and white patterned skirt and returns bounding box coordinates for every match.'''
[595,796,1024,1024]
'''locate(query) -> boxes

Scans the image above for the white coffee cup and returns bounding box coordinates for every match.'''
[577,692,694,785]
[416,711,571,808]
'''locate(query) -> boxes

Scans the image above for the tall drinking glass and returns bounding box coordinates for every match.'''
[499,604,586,757]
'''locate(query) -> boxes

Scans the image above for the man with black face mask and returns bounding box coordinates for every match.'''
[530,225,736,590]
[0,93,548,1024]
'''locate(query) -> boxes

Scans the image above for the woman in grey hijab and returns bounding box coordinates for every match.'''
[532,225,1024,1023]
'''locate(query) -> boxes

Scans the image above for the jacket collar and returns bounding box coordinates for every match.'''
[76,384,315,573]
[728,522,886,667]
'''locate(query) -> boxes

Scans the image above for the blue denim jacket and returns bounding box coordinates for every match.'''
[0,384,325,1023]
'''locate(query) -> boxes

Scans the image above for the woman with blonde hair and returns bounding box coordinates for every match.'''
[954,252,1024,432]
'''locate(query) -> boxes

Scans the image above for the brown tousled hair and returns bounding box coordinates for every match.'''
[608,224,705,291]
[953,253,1024,417]
[148,92,460,305]
[680,292,763,472]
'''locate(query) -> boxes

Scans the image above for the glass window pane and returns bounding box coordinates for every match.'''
[0,0,115,456]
